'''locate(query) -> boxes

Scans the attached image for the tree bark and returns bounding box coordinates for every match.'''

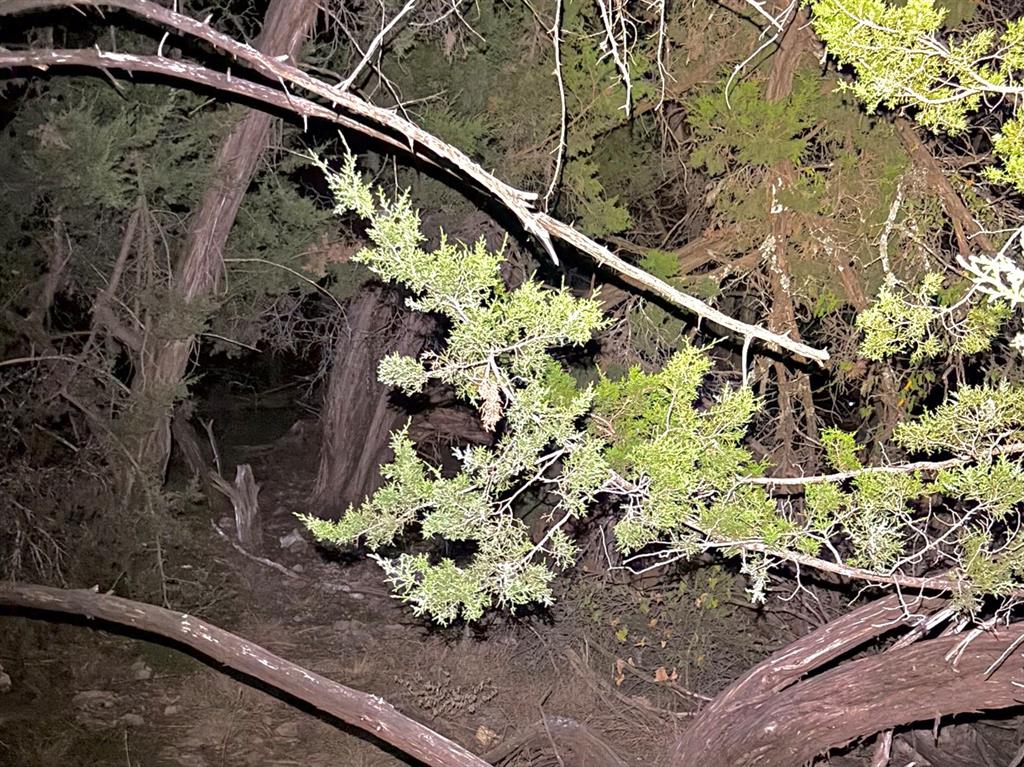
[0,0,830,365]
[895,119,995,257]
[761,10,820,477]
[313,287,432,513]
[666,594,1024,766]
[0,582,491,767]
[130,0,319,478]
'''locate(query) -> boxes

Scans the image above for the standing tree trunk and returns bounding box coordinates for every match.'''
[313,287,432,513]
[130,0,319,479]
[761,9,820,477]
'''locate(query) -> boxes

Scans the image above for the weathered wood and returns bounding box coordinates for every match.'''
[124,0,320,477]
[0,582,492,767]
[209,464,262,549]
[896,119,996,256]
[313,288,431,513]
[170,409,213,480]
[0,0,832,365]
[667,594,1024,766]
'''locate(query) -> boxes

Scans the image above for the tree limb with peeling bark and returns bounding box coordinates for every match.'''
[0,0,829,364]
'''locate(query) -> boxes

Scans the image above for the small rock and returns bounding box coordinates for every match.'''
[163,704,180,716]
[0,666,11,694]
[119,713,144,727]
[290,564,304,573]
[279,529,307,551]
[274,721,300,739]
[217,516,233,529]
[170,753,207,767]
[72,690,117,709]
[130,660,153,681]
[331,619,373,643]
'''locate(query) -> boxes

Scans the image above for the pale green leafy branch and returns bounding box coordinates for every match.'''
[808,0,1024,358]
[855,272,1009,362]
[809,0,1024,190]
[301,153,1024,621]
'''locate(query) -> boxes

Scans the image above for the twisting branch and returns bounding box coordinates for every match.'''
[647,0,670,110]
[595,0,632,116]
[726,0,798,105]
[0,582,491,767]
[542,0,567,209]
[0,0,830,363]
[339,0,416,91]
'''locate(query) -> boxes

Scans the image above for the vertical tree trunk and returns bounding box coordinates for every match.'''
[130,0,319,478]
[762,10,820,476]
[313,287,433,513]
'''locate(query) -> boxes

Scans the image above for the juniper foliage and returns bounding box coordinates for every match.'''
[302,155,1024,621]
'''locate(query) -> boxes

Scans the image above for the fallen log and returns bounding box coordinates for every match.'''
[669,594,1024,766]
[0,582,491,767]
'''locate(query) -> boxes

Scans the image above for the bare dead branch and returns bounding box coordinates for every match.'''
[339,0,416,91]
[743,441,1024,490]
[0,581,492,767]
[0,0,830,364]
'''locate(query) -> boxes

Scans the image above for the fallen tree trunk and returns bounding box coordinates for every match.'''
[0,582,491,767]
[668,594,1024,766]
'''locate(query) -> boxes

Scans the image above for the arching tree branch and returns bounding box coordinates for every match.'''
[0,0,830,364]
[0,582,492,767]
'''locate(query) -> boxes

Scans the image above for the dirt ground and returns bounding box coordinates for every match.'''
[0,410,713,766]
[4,407,1010,766]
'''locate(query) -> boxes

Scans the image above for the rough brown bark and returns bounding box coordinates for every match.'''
[0,582,491,767]
[313,288,432,512]
[129,0,319,478]
[666,594,1024,766]
[762,11,820,476]
[896,119,995,256]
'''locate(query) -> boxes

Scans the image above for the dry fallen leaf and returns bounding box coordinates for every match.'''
[653,666,679,683]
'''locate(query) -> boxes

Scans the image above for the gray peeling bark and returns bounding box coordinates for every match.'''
[132,0,319,477]
[667,594,1024,766]
[313,288,433,512]
[0,582,491,767]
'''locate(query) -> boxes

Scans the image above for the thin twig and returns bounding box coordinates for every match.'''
[542,0,566,209]
[339,0,416,91]
[742,442,1024,489]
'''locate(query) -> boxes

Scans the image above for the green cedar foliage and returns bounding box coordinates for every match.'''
[684,68,916,301]
[368,0,658,237]
[304,154,1024,620]
[810,0,1024,191]
[303,155,609,622]
[855,273,1010,362]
